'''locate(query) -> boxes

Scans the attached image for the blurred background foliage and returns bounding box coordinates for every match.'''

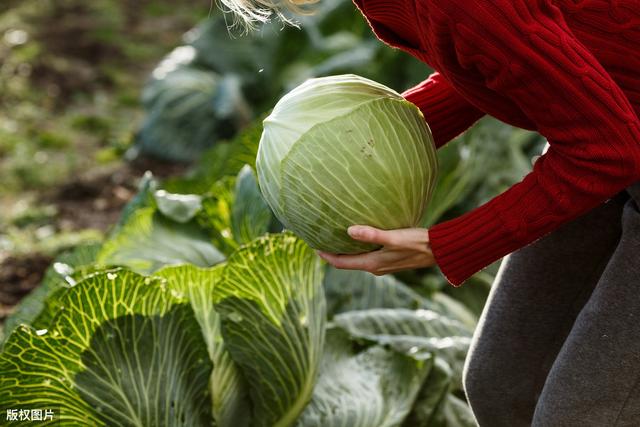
[0,0,545,324]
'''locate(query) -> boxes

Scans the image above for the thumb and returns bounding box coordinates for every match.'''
[347,225,393,245]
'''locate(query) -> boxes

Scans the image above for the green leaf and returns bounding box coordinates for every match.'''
[98,207,225,274]
[163,117,264,195]
[138,59,250,162]
[196,165,277,257]
[154,190,203,223]
[197,177,238,256]
[231,165,275,245]
[402,358,454,427]
[2,243,101,344]
[435,394,477,427]
[420,140,476,228]
[296,328,429,427]
[430,292,478,331]
[117,171,158,229]
[332,308,472,388]
[323,267,437,318]
[0,269,213,426]
[214,233,326,427]
[153,264,251,427]
[333,308,472,341]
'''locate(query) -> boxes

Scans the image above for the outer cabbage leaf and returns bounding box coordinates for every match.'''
[197,177,238,256]
[97,207,224,274]
[323,267,433,318]
[322,267,477,328]
[332,308,475,426]
[2,243,101,344]
[0,269,213,426]
[196,166,277,257]
[296,328,429,427]
[332,308,472,387]
[231,165,275,245]
[154,264,250,427]
[401,358,454,427]
[214,233,326,427]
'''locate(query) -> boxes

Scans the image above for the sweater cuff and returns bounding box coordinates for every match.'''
[402,74,485,148]
[428,201,521,287]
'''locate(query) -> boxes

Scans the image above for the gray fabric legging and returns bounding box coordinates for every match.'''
[462,180,640,427]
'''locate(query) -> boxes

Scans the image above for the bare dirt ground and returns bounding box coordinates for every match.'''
[0,157,188,323]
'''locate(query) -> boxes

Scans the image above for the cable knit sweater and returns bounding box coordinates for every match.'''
[353,0,640,286]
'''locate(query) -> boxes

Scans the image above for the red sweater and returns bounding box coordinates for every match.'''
[354,0,640,286]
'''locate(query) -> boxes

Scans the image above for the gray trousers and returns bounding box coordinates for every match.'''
[462,181,640,427]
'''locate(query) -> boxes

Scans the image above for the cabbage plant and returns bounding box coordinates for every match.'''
[257,74,438,254]
[1,128,476,426]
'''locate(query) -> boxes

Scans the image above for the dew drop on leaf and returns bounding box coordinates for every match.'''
[228,312,243,323]
[107,272,118,280]
[53,262,74,276]
[299,314,308,327]
[415,309,437,321]
[36,329,48,336]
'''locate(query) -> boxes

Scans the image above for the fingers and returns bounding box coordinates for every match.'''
[317,249,410,275]
[317,249,435,275]
[347,225,398,246]
[348,225,430,250]
[317,250,388,273]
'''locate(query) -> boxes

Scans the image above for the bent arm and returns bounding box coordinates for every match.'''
[426,0,640,285]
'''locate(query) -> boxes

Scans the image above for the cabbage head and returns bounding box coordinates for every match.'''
[256,74,438,254]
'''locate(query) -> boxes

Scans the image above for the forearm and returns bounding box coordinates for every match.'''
[427,0,640,285]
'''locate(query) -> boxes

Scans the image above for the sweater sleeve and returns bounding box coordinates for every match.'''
[352,0,484,147]
[426,0,640,286]
[402,72,485,148]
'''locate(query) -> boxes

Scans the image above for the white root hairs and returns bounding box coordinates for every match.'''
[218,0,319,29]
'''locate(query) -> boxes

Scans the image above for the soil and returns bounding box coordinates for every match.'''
[46,156,188,232]
[0,254,53,321]
[0,156,189,324]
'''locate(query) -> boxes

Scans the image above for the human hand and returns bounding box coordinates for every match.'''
[317,225,436,276]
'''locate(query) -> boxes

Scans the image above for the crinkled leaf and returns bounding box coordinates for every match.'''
[0,269,213,426]
[296,328,429,427]
[98,207,225,274]
[214,233,326,427]
[154,264,251,427]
